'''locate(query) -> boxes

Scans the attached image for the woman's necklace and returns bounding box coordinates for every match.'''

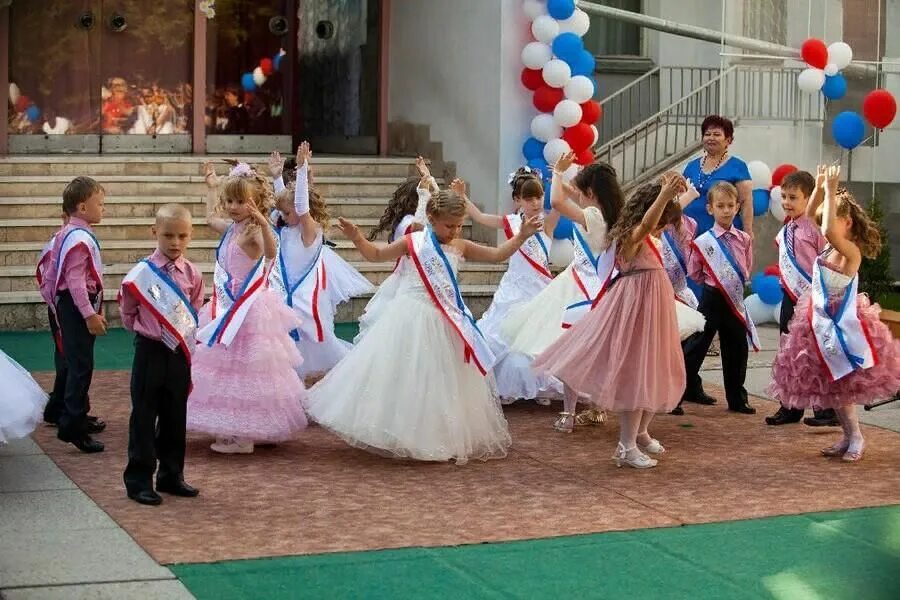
[695,151,728,192]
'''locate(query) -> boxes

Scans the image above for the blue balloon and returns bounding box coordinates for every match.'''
[753,274,782,305]
[25,105,40,122]
[273,53,283,71]
[552,32,584,63]
[831,111,866,150]
[544,179,553,210]
[752,188,770,217]
[553,216,575,240]
[526,158,549,177]
[241,72,256,92]
[523,137,545,161]
[547,0,576,20]
[570,49,596,77]
[822,74,847,100]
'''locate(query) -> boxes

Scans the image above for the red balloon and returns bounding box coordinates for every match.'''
[763,264,781,277]
[260,57,274,76]
[800,38,828,69]
[533,86,564,113]
[580,99,601,124]
[562,123,594,153]
[575,148,595,166]
[771,163,798,187]
[14,95,29,113]
[862,89,897,129]
[521,68,544,91]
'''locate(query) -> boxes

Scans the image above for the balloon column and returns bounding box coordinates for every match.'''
[241,48,286,93]
[521,0,601,241]
[745,159,797,222]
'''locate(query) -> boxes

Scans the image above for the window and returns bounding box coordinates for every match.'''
[583,0,642,56]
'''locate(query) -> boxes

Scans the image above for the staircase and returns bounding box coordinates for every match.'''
[0,156,504,330]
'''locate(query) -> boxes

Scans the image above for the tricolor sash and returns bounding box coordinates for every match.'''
[561,226,616,328]
[660,230,698,308]
[269,229,327,343]
[120,260,199,357]
[692,231,760,351]
[502,213,552,282]
[196,225,269,347]
[53,228,104,314]
[407,228,495,375]
[808,261,877,381]
[776,224,813,302]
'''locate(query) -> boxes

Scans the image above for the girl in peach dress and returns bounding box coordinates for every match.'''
[534,173,688,469]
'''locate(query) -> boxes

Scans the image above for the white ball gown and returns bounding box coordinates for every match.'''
[0,350,48,444]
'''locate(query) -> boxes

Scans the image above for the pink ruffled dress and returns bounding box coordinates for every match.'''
[533,240,685,413]
[187,221,308,442]
[768,260,900,409]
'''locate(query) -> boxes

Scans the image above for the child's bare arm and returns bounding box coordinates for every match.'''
[336,217,408,262]
[454,178,504,229]
[202,162,230,234]
[457,215,542,262]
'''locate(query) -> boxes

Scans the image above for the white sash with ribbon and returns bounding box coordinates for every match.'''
[407,228,495,375]
[502,213,552,283]
[808,261,876,381]
[692,231,760,351]
[269,229,327,343]
[53,228,104,314]
[660,230,698,308]
[561,226,616,328]
[776,224,813,302]
[121,260,199,357]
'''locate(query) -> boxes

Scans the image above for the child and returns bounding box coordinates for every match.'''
[764,170,836,427]
[268,142,372,379]
[768,166,900,461]
[534,173,689,468]
[681,181,757,414]
[187,162,307,454]
[0,350,48,445]
[119,204,204,505]
[659,183,701,309]
[464,167,561,404]
[501,153,624,432]
[304,181,542,464]
[38,177,108,453]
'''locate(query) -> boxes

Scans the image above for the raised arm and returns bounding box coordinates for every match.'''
[550,152,588,228]
[737,180,754,239]
[247,203,278,260]
[677,178,700,209]
[458,215,543,262]
[453,178,504,229]
[202,161,229,234]
[268,150,285,194]
[629,172,686,246]
[293,142,322,246]
[806,164,827,220]
[820,165,861,274]
[336,217,409,263]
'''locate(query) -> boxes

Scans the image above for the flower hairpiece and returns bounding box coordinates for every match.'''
[507,165,536,186]
[228,162,254,178]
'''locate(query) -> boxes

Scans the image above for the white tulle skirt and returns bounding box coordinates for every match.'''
[0,350,48,444]
[353,259,407,343]
[675,300,706,340]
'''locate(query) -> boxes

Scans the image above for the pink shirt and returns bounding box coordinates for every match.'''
[688,222,753,287]
[119,250,204,341]
[781,215,825,276]
[664,214,697,260]
[41,217,103,319]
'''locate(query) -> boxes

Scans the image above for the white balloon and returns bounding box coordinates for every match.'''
[553,99,582,127]
[590,124,599,146]
[531,15,559,44]
[797,67,825,94]
[562,163,580,182]
[824,63,839,76]
[523,0,547,20]
[558,8,590,36]
[773,301,783,324]
[531,113,562,143]
[549,238,574,267]
[564,75,594,103]
[543,137,572,165]
[252,66,267,86]
[542,59,572,88]
[746,160,772,190]
[521,42,553,70]
[745,294,774,325]
[827,41,853,70]
[9,82,20,106]
[769,186,786,221]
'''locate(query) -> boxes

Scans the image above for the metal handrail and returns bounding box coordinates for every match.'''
[597,66,660,105]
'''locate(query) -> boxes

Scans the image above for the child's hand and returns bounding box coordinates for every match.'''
[335,217,362,240]
[815,164,828,191]
[660,171,687,200]
[86,313,108,336]
[246,202,269,226]
[415,156,431,179]
[519,214,544,237]
[267,151,285,178]
[201,161,218,189]
[681,177,700,203]
[554,151,576,174]
[450,178,468,198]
[825,165,840,194]
[296,140,311,166]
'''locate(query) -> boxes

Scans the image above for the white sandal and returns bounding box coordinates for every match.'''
[612,443,658,469]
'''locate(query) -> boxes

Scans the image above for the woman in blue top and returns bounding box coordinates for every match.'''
[682,115,754,236]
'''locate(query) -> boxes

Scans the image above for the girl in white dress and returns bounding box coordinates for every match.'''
[463,168,561,404]
[305,181,542,464]
[0,350,48,445]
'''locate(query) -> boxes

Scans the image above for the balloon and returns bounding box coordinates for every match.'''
[273,53,283,71]
[574,148,594,166]
[797,68,825,93]
[260,57,274,76]
[752,274,783,305]
[590,124,599,146]
[770,164,797,187]
[801,38,828,69]
[558,9,590,36]
[551,32,584,63]
[831,111,866,150]
[547,0,576,20]
[862,89,897,129]
[580,99,601,124]
[769,186,786,221]
[523,0,547,19]
[523,137,546,161]
[240,72,256,91]
[827,41,853,70]
[8,83,20,106]
[252,66,267,87]
[824,63,839,77]
[521,68,544,91]
[562,123,594,153]
[531,15,559,44]
[533,85,564,112]
[773,301,783,323]
[745,294,774,324]
[522,42,553,70]
[25,105,40,122]
[531,113,562,142]
[542,59,572,88]
[763,264,781,277]
[549,238,574,265]
[543,138,572,164]
[553,99,582,127]
[752,189,770,217]
[821,74,847,100]
[564,75,595,103]
[570,49,596,77]
[553,217,575,240]
[527,158,550,177]
[746,160,771,189]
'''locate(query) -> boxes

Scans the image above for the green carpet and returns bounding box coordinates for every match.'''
[0,324,361,372]
[171,505,900,600]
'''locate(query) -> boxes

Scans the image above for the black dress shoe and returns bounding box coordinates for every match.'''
[64,435,105,453]
[669,406,685,415]
[804,414,840,427]
[729,404,757,415]
[128,489,162,506]
[765,406,803,425]
[86,415,107,434]
[684,391,717,405]
[156,479,199,497]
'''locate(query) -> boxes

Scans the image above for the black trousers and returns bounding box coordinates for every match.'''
[123,335,190,494]
[683,285,749,409]
[55,291,96,440]
[43,307,92,423]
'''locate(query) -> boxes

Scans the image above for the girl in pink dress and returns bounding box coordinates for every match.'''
[534,173,689,469]
[768,166,900,462]
[187,162,308,454]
